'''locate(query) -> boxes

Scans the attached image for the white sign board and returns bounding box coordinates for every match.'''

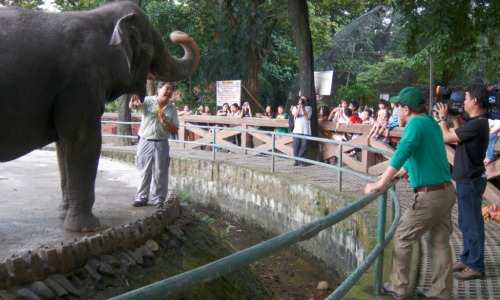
[314,70,334,96]
[379,93,390,101]
[216,80,241,107]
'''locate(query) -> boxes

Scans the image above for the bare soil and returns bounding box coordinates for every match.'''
[193,205,340,300]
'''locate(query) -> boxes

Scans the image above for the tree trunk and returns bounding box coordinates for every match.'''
[288,0,317,137]
[117,94,132,146]
[242,0,262,113]
[147,79,157,96]
[243,48,261,113]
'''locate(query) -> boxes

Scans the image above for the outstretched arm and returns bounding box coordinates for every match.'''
[364,166,399,194]
[327,107,337,121]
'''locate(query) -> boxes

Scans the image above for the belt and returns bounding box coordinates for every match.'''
[414,182,451,193]
[146,139,165,142]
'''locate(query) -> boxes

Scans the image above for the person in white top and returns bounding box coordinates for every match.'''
[291,96,312,166]
[328,99,350,124]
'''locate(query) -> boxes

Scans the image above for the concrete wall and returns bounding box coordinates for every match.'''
[104,149,378,277]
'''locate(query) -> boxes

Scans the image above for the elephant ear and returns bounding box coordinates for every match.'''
[109,13,141,73]
[109,13,136,46]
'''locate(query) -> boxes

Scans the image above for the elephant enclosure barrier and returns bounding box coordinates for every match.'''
[102,114,500,204]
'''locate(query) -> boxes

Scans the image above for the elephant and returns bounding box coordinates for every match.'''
[0,1,200,232]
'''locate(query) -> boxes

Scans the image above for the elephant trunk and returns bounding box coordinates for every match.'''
[152,31,200,82]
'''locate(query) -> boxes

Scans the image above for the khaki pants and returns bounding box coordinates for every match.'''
[389,184,455,299]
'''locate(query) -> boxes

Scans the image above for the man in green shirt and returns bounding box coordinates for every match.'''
[365,87,455,300]
[129,82,179,208]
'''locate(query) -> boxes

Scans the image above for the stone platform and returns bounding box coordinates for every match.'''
[0,150,155,262]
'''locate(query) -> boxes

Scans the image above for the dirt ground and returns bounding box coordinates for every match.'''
[193,205,340,300]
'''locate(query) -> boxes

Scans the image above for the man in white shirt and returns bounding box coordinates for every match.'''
[291,96,312,166]
[129,82,179,208]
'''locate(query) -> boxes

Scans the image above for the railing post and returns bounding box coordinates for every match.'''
[212,126,216,161]
[374,191,387,295]
[271,132,276,173]
[241,124,247,155]
[391,187,396,222]
[338,144,343,192]
[179,120,186,149]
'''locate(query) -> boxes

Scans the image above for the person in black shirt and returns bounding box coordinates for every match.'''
[435,84,490,280]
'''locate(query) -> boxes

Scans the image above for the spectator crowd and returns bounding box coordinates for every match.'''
[169,83,499,167]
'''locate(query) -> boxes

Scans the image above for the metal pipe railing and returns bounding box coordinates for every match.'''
[101,120,400,300]
[109,185,399,300]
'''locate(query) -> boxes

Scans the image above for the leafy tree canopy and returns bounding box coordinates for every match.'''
[3,0,498,108]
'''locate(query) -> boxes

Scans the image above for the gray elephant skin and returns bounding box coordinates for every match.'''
[0,1,200,232]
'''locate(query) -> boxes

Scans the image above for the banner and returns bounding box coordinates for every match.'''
[314,70,334,96]
[216,80,241,107]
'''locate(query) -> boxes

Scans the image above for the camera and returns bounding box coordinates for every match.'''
[298,96,306,106]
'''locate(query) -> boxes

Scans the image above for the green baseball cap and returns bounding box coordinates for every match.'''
[393,87,424,109]
[389,95,399,103]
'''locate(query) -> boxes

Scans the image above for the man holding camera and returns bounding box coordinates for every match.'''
[291,96,312,166]
[436,84,490,280]
[129,82,179,208]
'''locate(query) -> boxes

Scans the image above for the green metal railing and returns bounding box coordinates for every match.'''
[102,121,400,300]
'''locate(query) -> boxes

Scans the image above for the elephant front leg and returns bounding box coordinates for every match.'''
[59,138,101,232]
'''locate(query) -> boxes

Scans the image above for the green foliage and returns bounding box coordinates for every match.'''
[356,56,417,95]
[335,83,376,105]
[308,2,335,58]
[104,101,119,113]
[54,0,104,11]
[0,0,43,9]
[395,0,500,83]
[143,0,296,108]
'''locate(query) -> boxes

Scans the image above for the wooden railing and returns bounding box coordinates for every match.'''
[177,115,499,203]
[101,113,500,203]
[179,115,293,155]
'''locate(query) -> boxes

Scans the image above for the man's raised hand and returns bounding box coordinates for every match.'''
[129,94,141,109]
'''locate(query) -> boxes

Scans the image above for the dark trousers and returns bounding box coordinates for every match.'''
[293,134,308,163]
[456,176,487,272]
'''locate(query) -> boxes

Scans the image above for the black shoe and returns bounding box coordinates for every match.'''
[133,199,148,207]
